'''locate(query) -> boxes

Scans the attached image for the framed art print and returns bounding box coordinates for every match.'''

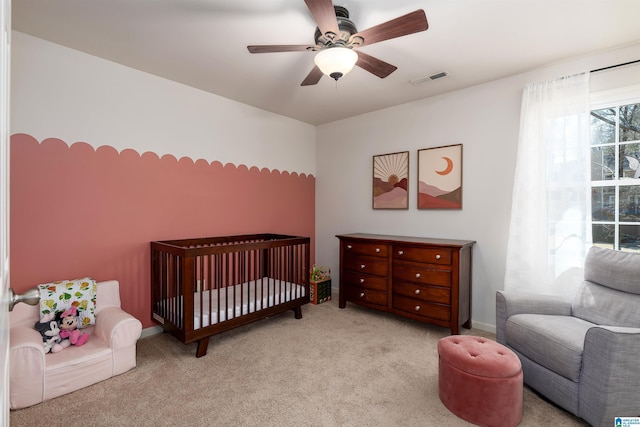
[373,151,409,209]
[418,144,462,209]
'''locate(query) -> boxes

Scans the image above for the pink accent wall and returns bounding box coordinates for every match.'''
[10,134,315,327]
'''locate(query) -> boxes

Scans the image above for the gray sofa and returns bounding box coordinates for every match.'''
[496,246,640,427]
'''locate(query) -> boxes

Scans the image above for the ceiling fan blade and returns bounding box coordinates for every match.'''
[356,51,397,79]
[304,0,339,37]
[350,9,428,47]
[301,66,324,86]
[247,45,314,54]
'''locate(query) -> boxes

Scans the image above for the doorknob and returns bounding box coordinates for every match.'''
[8,287,40,311]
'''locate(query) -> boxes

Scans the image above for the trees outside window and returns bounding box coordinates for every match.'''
[591,102,640,252]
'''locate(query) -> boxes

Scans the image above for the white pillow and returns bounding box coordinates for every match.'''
[38,277,97,328]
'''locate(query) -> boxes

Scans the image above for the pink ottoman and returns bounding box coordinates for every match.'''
[438,335,523,427]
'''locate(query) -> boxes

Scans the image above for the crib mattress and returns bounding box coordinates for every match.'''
[155,278,306,330]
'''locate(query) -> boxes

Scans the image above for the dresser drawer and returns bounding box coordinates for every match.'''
[393,295,450,322]
[343,256,389,276]
[392,261,451,287]
[393,281,450,305]
[343,240,389,258]
[346,286,388,307]
[343,270,388,291]
[393,245,452,265]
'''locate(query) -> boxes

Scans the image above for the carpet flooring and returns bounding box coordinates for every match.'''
[10,300,589,426]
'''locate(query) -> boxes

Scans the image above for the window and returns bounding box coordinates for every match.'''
[590,100,640,252]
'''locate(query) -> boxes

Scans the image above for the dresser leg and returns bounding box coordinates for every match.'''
[339,295,346,309]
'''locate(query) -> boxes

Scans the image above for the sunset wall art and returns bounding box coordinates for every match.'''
[373,151,409,209]
[418,144,462,209]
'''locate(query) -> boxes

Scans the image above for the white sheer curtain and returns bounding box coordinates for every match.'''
[504,72,592,295]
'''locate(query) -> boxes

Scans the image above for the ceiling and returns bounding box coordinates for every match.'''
[12,0,640,126]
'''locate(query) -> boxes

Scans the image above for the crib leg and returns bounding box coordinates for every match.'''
[293,306,302,319]
[196,337,210,358]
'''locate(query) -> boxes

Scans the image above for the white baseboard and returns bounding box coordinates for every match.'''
[140,325,163,339]
[471,320,496,335]
[139,314,497,338]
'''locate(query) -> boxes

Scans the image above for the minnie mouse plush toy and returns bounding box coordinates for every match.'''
[57,306,90,347]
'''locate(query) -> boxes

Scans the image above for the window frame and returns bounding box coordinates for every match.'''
[590,84,640,252]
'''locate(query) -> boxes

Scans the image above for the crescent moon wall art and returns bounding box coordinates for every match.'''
[435,156,454,175]
[418,144,462,209]
[373,151,409,209]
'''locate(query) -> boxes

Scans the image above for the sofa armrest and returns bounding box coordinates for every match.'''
[93,306,142,350]
[9,324,45,409]
[580,326,640,426]
[496,290,572,344]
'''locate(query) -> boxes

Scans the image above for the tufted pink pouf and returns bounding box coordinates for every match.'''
[438,335,523,427]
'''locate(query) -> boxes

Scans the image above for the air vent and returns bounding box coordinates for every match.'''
[409,71,450,86]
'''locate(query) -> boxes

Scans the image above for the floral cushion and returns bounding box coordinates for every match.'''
[38,278,97,328]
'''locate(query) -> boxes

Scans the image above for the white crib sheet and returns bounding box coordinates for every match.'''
[157,278,306,330]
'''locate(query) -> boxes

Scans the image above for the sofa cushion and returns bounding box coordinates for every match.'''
[573,282,640,328]
[584,246,640,295]
[504,313,594,382]
[44,338,113,402]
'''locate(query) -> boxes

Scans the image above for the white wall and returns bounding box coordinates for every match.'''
[316,43,640,331]
[10,31,316,175]
[0,0,10,423]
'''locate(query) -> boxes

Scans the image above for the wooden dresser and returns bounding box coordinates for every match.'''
[337,233,475,334]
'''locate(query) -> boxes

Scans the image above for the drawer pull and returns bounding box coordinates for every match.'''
[375,248,381,253]
[360,264,365,269]
[398,250,404,256]
[360,278,365,284]
[435,254,441,260]
[415,273,421,279]
[360,292,365,298]
[415,305,421,311]
[347,245,352,249]
[414,289,421,295]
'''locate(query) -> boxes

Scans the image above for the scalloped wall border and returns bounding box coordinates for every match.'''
[10,133,316,327]
[11,133,315,178]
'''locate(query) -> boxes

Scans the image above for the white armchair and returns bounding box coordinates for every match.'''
[9,280,142,410]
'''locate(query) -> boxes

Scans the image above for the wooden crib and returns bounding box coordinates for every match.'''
[151,234,310,357]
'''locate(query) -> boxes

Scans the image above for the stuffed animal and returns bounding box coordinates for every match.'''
[34,314,70,353]
[56,306,90,346]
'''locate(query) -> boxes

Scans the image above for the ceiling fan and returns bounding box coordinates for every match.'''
[247,0,429,86]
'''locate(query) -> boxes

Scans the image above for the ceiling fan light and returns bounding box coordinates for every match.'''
[314,47,358,81]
